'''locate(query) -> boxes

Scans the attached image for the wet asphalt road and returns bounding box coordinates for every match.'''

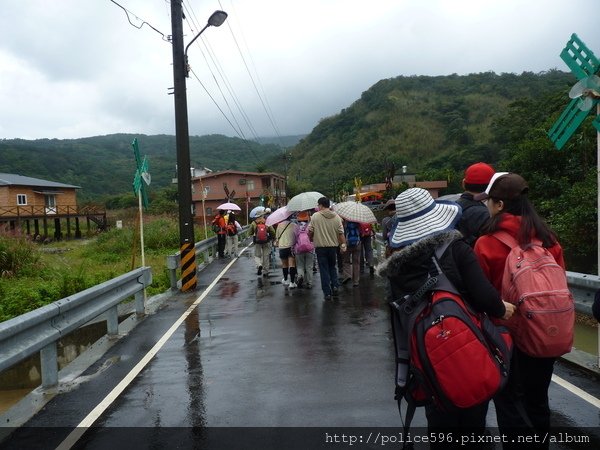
[3,240,600,449]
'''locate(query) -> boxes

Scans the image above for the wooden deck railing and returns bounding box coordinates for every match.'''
[0,205,105,218]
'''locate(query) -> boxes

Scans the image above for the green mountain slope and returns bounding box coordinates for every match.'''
[287,70,575,195]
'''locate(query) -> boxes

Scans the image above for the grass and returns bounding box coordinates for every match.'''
[0,215,212,322]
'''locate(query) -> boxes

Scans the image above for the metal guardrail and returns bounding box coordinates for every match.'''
[0,267,152,388]
[566,271,600,315]
[166,226,250,289]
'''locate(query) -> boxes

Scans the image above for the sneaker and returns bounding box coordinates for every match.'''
[296,276,304,288]
[324,295,332,301]
[282,278,290,286]
[289,282,297,289]
[353,282,359,287]
[332,287,339,297]
[257,265,263,276]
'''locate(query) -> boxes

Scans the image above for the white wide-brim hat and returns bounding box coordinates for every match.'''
[389,188,462,248]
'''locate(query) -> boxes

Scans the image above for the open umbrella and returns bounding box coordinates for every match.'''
[265,206,293,226]
[333,201,377,224]
[217,202,241,212]
[286,191,324,211]
[249,206,266,218]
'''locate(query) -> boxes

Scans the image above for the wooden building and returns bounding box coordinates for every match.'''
[0,173,106,240]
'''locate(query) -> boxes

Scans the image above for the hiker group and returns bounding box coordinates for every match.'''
[246,197,375,297]
[378,163,574,448]
[215,162,575,446]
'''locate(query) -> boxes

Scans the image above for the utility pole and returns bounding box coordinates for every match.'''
[170,0,197,291]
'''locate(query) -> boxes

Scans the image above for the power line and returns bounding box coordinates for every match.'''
[182,2,261,143]
[220,0,285,146]
[108,0,169,42]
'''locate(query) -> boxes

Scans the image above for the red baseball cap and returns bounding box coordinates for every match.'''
[464,162,495,185]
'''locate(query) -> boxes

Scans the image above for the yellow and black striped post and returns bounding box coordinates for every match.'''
[180,242,197,291]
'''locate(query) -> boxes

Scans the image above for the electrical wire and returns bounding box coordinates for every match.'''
[219,0,285,146]
[108,0,170,42]
[182,2,261,143]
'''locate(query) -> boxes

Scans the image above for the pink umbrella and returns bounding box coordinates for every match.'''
[265,206,292,226]
[217,202,241,212]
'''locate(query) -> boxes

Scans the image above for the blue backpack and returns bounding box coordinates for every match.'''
[345,222,361,247]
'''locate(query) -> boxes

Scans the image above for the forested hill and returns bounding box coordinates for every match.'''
[287,70,576,194]
[0,134,289,202]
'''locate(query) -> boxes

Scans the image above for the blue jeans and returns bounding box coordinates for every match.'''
[315,247,339,296]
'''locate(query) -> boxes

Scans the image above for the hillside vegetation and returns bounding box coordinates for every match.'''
[0,134,291,202]
[287,70,576,194]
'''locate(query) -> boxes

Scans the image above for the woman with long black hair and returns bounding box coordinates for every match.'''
[474,172,567,449]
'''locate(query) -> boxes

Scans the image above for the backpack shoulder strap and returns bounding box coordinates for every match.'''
[493,230,518,249]
[430,239,461,296]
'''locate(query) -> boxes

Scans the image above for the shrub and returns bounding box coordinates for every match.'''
[0,236,41,277]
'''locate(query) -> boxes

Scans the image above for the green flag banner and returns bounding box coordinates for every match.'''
[132,138,150,210]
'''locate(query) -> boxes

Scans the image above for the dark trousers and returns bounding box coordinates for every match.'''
[425,402,489,449]
[217,233,226,257]
[315,247,339,296]
[494,347,556,449]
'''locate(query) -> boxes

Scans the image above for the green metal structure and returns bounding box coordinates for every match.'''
[548,33,600,150]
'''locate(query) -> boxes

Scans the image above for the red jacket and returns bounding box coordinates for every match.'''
[474,213,565,292]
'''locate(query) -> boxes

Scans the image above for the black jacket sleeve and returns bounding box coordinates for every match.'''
[443,239,505,318]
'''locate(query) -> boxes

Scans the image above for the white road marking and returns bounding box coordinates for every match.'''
[56,245,251,450]
[552,374,600,408]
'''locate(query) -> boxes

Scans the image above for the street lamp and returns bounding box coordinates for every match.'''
[184,11,228,72]
[170,4,227,291]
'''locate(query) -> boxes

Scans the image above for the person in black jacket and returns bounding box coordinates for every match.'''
[378,187,514,443]
[456,162,495,247]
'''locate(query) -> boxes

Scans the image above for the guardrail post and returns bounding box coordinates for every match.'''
[166,255,179,290]
[135,291,145,315]
[107,306,119,336]
[40,342,58,388]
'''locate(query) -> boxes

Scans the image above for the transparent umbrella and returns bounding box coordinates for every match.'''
[286,191,324,211]
[333,201,377,224]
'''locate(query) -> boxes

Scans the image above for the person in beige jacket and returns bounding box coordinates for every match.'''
[308,197,346,300]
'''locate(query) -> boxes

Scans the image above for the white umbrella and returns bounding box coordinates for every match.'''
[249,206,266,218]
[265,206,293,226]
[286,191,324,211]
[217,202,241,212]
[333,201,377,224]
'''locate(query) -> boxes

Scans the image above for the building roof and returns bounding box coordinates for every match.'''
[0,173,80,189]
[196,170,284,180]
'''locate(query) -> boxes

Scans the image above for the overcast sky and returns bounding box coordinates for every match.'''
[1,0,598,141]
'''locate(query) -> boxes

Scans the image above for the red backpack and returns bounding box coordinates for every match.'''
[390,241,512,424]
[494,231,574,357]
[254,223,269,244]
[359,222,373,237]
